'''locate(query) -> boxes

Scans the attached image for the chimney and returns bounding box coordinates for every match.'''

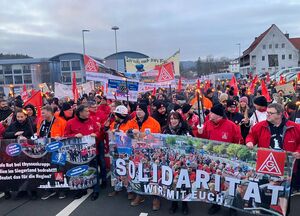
[255,37,257,40]
[285,33,289,38]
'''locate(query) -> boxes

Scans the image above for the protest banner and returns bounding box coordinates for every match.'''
[109,132,295,216]
[274,83,295,95]
[0,136,97,191]
[106,78,139,102]
[125,50,180,76]
[54,82,73,99]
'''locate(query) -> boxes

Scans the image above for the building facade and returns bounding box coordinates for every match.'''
[240,24,300,76]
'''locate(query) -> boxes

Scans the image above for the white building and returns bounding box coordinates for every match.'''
[228,59,240,73]
[240,24,300,76]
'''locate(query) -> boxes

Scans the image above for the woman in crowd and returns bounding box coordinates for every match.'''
[163,111,193,215]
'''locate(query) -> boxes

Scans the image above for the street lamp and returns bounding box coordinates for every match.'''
[111,26,119,71]
[82,29,90,56]
[82,29,90,83]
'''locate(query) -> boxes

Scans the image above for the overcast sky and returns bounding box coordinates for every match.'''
[1,0,300,61]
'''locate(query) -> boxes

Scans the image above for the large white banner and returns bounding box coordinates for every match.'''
[125,50,180,76]
[54,83,73,99]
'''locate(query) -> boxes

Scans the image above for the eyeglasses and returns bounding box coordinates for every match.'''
[267,111,278,115]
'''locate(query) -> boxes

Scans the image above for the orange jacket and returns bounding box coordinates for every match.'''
[110,120,132,133]
[127,116,161,133]
[37,117,67,138]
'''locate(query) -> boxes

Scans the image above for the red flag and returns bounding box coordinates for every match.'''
[261,80,271,102]
[72,72,79,103]
[84,55,99,72]
[204,80,211,92]
[152,87,156,96]
[21,84,28,102]
[156,62,175,82]
[297,73,300,84]
[279,75,286,85]
[24,91,43,118]
[266,72,271,83]
[177,77,182,92]
[197,79,201,89]
[229,76,239,96]
[249,75,258,95]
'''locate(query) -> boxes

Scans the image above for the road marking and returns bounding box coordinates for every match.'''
[139,213,148,216]
[0,193,4,199]
[56,190,92,216]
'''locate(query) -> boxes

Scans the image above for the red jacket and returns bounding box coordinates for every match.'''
[0,123,5,138]
[97,104,111,116]
[196,118,244,144]
[246,120,300,153]
[64,116,100,138]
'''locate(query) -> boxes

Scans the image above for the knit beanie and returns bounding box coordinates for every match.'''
[211,104,225,117]
[254,96,267,107]
[239,96,249,105]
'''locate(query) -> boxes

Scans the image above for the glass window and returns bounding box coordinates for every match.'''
[14,75,23,84]
[0,75,4,84]
[269,44,272,49]
[262,56,265,61]
[289,54,292,59]
[268,55,279,67]
[61,61,70,71]
[0,69,3,74]
[262,45,266,49]
[4,76,13,84]
[23,65,31,74]
[61,72,71,83]
[3,65,12,74]
[275,44,278,48]
[13,69,22,74]
[282,43,285,48]
[71,60,81,71]
[282,55,285,60]
[23,75,32,84]
[252,55,256,60]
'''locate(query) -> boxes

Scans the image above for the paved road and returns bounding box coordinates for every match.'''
[1,187,300,216]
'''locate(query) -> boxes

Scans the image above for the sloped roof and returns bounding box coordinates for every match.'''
[242,24,274,57]
[289,38,300,50]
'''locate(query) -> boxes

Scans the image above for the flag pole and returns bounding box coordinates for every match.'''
[196,89,202,127]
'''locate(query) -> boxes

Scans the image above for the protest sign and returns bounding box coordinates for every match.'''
[0,136,97,191]
[106,78,139,102]
[125,50,180,76]
[109,132,294,216]
[274,83,295,95]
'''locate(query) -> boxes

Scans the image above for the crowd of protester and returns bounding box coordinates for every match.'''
[0,78,300,215]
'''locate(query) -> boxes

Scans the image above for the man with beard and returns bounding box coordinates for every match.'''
[4,108,34,139]
[152,101,168,130]
[0,99,13,121]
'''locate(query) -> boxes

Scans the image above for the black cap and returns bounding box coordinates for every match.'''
[173,104,181,112]
[254,96,268,107]
[155,101,167,110]
[182,103,192,114]
[137,102,148,114]
[227,99,237,107]
[61,102,72,111]
[211,104,225,117]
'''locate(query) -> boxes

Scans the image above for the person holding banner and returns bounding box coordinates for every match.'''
[127,102,161,207]
[37,105,66,139]
[246,103,300,215]
[196,104,243,215]
[163,111,193,214]
[64,105,100,201]
[38,105,68,200]
[107,105,133,198]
